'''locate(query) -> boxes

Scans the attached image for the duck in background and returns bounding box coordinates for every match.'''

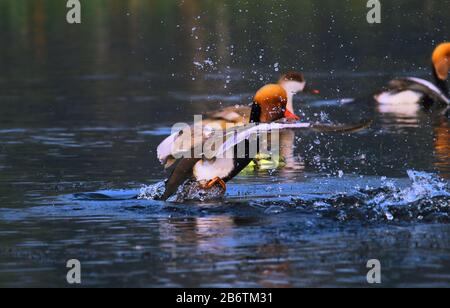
[375,43,450,117]
[205,72,319,128]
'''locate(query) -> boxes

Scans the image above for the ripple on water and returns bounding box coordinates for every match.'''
[27,170,447,224]
[250,171,450,223]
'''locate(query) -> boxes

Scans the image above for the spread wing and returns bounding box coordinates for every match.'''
[214,120,372,157]
[159,120,373,200]
[158,105,252,168]
[157,124,211,169]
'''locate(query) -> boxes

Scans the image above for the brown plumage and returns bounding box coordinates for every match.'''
[279,72,305,83]
[160,86,291,201]
[157,74,309,169]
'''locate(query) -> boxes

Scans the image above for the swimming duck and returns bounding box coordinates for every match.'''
[375,43,450,108]
[158,72,319,169]
[159,84,299,201]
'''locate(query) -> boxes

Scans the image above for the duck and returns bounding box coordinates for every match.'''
[375,43,450,109]
[159,83,299,201]
[204,72,319,128]
[158,72,319,169]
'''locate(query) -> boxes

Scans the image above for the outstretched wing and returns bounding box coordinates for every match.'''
[160,120,372,200]
[157,124,212,169]
[214,120,372,158]
[157,105,251,169]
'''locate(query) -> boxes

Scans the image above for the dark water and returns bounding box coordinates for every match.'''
[0,0,449,288]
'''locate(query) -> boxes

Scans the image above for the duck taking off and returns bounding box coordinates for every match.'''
[375,43,450,108]
[159,83,299,201]
[157,82,372,201]
[157,72,319,170]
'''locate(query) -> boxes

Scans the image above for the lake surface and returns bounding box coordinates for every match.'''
[0,0,449,288]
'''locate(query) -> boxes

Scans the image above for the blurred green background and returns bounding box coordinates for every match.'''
[0,0,449,79]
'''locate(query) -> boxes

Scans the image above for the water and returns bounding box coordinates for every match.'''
[0,0,449,287]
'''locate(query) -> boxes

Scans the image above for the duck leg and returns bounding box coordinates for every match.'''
[201,177,227,190]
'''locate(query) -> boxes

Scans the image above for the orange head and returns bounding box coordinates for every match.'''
[250,84,299,123]
[432,43,450,81]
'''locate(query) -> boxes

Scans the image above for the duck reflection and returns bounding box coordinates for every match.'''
[434,118,450,179]
[279,129,305,172]
[156,214,293,287]
[158,215,236,255]
[256,244,293,288]
[250,128,304,176]
[377,100,421,123]
[376,95,422,129]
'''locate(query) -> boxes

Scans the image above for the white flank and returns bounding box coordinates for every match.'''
[193,158,235,181]
[375,90,423,105]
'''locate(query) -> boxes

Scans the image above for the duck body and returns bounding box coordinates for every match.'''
[159,84,297,201]
[157,73,369,201]
[375,43,450,110]
[206,72,310,127]
[158,72,314,170]
[375,77,449,107]
[161,146,254,201]
[158,118,372,201]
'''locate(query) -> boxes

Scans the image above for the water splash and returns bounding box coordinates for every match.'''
[74,171,448,222]
[362,171,449,221]
[250,171,449,222]
[137,180,225,202]
[137,181,166,200]
[170,181,226,202]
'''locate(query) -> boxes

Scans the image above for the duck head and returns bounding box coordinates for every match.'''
[278,72,320,113]
[432,43,450,95]
[250,84,299,123]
